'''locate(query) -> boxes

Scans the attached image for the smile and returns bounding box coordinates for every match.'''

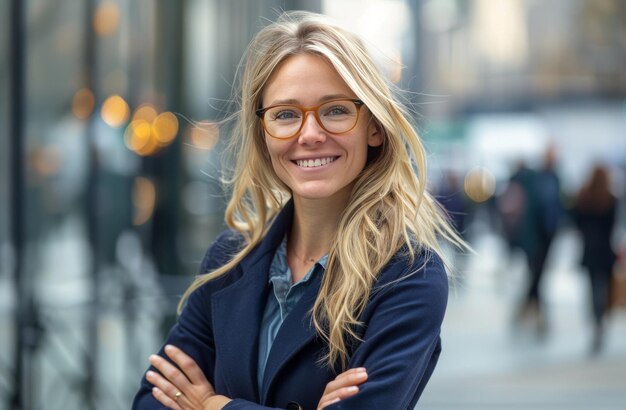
[294,156,338,168]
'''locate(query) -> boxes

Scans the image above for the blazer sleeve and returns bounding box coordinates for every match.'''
[329,251,449,410]
[132,231,243,409]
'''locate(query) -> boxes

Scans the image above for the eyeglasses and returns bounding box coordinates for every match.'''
[255,98,365,139]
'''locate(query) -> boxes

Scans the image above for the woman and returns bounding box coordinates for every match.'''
[573,164,617,354]
[133,11,462,409]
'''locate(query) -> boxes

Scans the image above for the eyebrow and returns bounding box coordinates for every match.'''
[268,94,353,106]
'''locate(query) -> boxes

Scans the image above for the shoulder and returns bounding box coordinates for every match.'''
[383,246,447,283]
[372,247,448,311]
[354,246,449,346]
[182,230,246,311]
[199,229,246,274]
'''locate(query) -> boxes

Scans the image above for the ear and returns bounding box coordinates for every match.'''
[367,117,384,147]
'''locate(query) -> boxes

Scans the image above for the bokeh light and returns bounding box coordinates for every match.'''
[123,108,179,156]
[133,104,158,123]
[93,1,120,37]
[72,88,95,120]
[101,95,130,128]
[132,176,156,226]
[464,166,496,203]
[124,120,152,152]
[152,112,179,144]
[188,122,220,150]
[30,146,61,177]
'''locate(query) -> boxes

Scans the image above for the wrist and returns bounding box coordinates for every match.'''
[205,394,231,410]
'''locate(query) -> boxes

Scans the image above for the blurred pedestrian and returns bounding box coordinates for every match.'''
[498,161,544,329]
[132,11,464,410]
[498,147,563,337]
[573,164,617,354]
[523,146,563,334]
[498,160,536,255]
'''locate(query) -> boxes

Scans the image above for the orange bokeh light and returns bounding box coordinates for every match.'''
[132,176,156,225]
[124,120,152,151]
[133,104,158,123]
[72,88,95,120]
[152,112,179,144]
[101,95,130,128]
[188,122,220,150]
[123,106,180,156]
[464,167,496,203]
[93,1,120,37]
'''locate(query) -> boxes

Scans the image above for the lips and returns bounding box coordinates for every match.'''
[294,156,338,168]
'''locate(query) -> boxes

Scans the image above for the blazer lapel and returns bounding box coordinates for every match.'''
[211,201,294,402]
[211,258,269,401]
[261,271,322,403]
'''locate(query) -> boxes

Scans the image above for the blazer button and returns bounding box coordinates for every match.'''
[286,402,304,410]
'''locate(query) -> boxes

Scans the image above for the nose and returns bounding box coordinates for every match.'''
[297,112,326,144]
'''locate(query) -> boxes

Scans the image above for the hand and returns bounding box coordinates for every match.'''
[317,367,368,409]
[146,344,231,410]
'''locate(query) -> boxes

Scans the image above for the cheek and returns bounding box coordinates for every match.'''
[262,141,292,189]
[353,133,372,163]
[264,140,278,160]
[263,136,278,159]
[264,140,289,173]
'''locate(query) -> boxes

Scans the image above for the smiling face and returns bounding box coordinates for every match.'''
[261,53,383,206]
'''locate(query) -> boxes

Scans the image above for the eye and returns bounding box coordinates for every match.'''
[323,104,351,116]
[271,109,301,121]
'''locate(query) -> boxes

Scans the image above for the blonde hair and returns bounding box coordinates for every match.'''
[179,11,463,370]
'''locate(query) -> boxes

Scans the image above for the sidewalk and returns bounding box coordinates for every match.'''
[419,230,626,409]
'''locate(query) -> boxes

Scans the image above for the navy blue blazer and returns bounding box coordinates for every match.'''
[133,202,448,409]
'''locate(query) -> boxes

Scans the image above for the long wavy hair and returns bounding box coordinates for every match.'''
[179,11,463,370]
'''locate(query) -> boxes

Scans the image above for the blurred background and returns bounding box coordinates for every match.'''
[1,0,625,409]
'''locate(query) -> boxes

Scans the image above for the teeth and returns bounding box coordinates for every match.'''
[296,157,336,168]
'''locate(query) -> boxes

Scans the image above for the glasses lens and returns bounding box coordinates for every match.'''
[318,100,359,134]
[263,106,303,139]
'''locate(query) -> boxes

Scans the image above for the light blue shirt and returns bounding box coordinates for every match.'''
[257,237,328,393]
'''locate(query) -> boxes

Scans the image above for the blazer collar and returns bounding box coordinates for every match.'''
[240,200,294,272]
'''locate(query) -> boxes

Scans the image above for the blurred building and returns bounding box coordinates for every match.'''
[1,1,625,409]
[412,0,626,194]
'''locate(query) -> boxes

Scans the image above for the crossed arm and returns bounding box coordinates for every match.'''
[146,345,368,410]
[134,248,448,409]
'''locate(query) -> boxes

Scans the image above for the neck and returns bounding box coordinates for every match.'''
[288,195,348,263]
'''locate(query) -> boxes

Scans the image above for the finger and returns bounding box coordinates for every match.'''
[324,370,367,394]
[149,354,191,391]
[332,368,367,384]
[151,386,183,410]
[318,396,340,409]
[319,396,340,409]
[335,368,366,380]
[146,370,180,401]
[164,344,210,386]
[319,386,359,408]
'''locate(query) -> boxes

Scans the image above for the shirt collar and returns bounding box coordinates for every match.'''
[268,236,328,284]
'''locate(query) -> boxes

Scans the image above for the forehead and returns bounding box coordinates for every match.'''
[262,53,356,106]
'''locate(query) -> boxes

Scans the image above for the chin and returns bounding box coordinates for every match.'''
[290,183,353,203]
[293,190,335,200]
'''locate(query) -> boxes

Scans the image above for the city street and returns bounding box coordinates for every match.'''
[421,230,626,409]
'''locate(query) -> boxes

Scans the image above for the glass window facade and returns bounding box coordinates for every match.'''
[2,1,323,408]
